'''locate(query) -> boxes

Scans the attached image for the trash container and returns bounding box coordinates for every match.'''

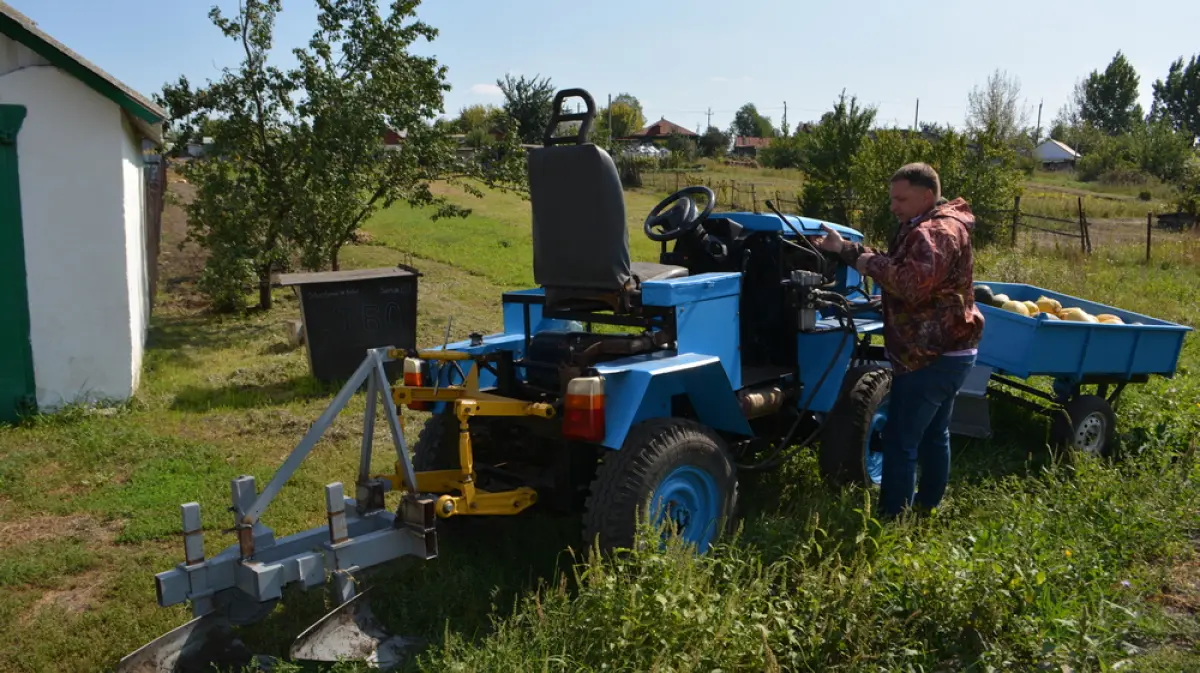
[279,265,421,383]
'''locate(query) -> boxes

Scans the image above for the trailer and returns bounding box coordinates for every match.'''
[947,281,1191,456]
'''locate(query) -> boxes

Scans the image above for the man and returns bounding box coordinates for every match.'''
[817,162,984,518]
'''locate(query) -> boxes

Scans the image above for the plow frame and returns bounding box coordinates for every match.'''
[121,345,561,672]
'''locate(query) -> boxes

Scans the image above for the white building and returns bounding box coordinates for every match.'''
[1033,139,1081,169]
[0,2,166,421]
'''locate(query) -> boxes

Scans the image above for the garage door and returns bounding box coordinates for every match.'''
[0,104,35,423]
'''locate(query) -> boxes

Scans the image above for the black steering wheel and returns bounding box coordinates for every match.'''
[643,186,716,242]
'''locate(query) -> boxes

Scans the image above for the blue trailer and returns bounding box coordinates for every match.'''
[946,282,1191,456]
[118,88,1190,672]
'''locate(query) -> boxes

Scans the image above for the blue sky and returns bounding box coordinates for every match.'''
[8,0,1200,134]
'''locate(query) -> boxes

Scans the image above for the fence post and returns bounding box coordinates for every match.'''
[751,185,758,213]
[1146,211,1153,263]
[1011,195,1020,247]
[1077,197,1087,254]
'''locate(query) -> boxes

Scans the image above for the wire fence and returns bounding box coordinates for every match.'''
[637,170,1190,260]
[639,171,803,214]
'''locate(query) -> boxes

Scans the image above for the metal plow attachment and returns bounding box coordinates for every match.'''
[290,590,424,669]
[118,348,438,672]
[116,613,259,673]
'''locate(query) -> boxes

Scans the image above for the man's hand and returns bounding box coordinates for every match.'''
[817,224,844,253]
[855,253,875,276]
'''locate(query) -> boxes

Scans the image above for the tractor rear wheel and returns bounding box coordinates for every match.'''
[819,365,892,488]
[582,418,738,556]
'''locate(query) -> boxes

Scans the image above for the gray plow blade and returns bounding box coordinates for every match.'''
[115,613,259,673]
[290,590,423,670]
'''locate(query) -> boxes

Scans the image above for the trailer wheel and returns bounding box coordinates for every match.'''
[583,418,737,556]
[1052,394,1116,457]
[819,365,892,488]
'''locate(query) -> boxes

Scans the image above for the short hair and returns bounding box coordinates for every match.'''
[891,162,940,198]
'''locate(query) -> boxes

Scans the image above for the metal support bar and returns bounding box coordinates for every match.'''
[240,352,378,527]
[990,374,1059,403]
[326,483,349,545]
[358,370,378,488]
[181,502,204,565]
[376,356,418,493]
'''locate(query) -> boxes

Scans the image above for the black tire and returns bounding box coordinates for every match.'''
[411,409,465,472]
[1051,394,1116,457]
[582,418,738,556]
[819,365,892,487]
[409,410,504,536]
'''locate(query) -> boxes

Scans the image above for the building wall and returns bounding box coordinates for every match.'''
[120,113,148,392]
[0,33,49,75]
[0,59,141,409]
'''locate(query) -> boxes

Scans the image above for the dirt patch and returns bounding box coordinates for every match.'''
[1151,554,1200,616]
[155,166,209,312]
[0,514,123,552]
[26,568,112,620]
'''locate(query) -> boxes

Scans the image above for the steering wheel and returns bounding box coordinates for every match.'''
[643,186,716,242]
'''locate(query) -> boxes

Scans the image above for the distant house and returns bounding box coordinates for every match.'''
[1033,139,1081,169]
[732,136,773,158]
[618,117,699,142]
[382,127,407,149]
[185,136,214,158]
[0,2,167,421]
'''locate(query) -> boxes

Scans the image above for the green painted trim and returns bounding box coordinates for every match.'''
[0,14,164,124]
[0,104,36,422]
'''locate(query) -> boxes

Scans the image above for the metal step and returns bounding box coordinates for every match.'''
[950,365,993,438]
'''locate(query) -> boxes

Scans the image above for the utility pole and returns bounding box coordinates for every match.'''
[913,98,920,131]
[1035,100,1043,144]
[608,93,612,146]
[706,107,713,130]
[782,101,788,136]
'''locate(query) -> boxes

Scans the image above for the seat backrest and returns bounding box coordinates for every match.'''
[527,89,632,300]
[529,143,631,293]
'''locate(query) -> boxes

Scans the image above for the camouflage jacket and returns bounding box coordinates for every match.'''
[838,197,985,374]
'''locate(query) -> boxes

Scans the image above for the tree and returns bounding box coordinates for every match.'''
[454,103,503,134]
[697,125,731,159]
[592,93,646,145]
[160,0,526,311]
[1151,54,1200,141]
[965,69,1029,144]
[758,134,807,169]
[1080,51,1145,135]
[497,73,556,144]
[730,103,775,138]
[799,91,876,225]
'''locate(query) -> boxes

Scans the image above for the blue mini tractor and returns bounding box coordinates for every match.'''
[117,88,1190,671]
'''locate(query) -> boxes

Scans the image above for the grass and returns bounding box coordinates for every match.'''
[1028,169,1180,203]
[0,173,1197,672]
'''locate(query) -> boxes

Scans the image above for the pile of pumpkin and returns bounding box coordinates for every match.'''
[974,285,1128,324]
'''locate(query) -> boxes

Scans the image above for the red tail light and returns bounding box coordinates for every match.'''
[563,376,605,442]
[403,358,431,411]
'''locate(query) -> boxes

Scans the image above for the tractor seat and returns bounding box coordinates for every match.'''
[631,261,688,282]
[528,141,688,313]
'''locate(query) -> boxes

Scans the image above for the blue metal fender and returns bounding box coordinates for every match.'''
[592,352,753,450]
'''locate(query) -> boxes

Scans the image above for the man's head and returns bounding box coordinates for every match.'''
[889,162,940,223]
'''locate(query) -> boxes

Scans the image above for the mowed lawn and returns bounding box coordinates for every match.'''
[0,174,1197,672]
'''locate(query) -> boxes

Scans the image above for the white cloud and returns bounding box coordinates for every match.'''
[469,83,503,96]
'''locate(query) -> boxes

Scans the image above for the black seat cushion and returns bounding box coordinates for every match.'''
[631,261,688,282]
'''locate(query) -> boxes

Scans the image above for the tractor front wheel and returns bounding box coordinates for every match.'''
[819,365,892,488]
[583,418,737,556]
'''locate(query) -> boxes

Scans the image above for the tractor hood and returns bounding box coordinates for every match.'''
[717,211,864,242]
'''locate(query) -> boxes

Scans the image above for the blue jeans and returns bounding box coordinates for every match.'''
[879,353,976,517]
